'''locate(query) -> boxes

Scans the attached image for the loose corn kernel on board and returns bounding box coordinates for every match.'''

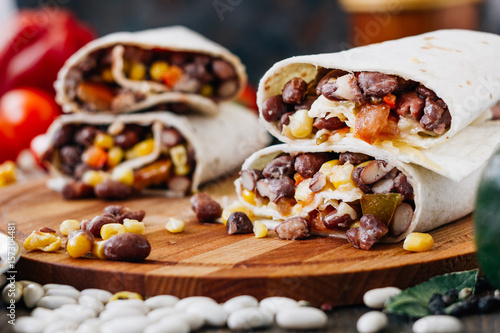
[0,177,477,307]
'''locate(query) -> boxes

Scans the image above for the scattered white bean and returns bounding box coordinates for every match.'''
[223,295,259,313]
[54,304,97,323]
[2,281,23,303]
[105,299,149,313]
[412,315,464,333]
[42,320,79,333]
[147,307,183,322]
[260,296,299,315]
[275,307,328,330]
[145,295,179,309]
[100,307,146,321]
[227,307,274,330]
[18,281,43,289]
[75,317,102,333]
[45,287,80,299]
[146,316,191,333]
[23,283,45,308]
[13,317,47,333]
[186,301,228,327]
[79,295,104,313]
[174,296,217,311]
[81,288,113,303]
[42,283,76,291]
[37,296,77,309]
[168,312,205,331]
[30,307,61,323]
[100,315,150,333]
[356,311,388,333]
[363,287,401,309]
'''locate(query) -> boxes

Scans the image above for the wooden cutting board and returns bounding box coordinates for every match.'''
[0,177,477,306]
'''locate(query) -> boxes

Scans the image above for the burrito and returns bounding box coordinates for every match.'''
[39,102,270,200]
[55,26,247,115]
[258,29,500,149]
[235,140,486,250]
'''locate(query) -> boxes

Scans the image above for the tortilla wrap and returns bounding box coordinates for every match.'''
[258,29,500,149]
[40,102,270,197]
[235,142,485,244]
[55,26,247,115]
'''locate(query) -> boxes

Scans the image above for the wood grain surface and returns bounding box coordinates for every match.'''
[0,177,478,306]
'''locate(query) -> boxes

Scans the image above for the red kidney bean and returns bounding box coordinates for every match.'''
[75,126,98,147]
[261,95,287,122]
[339,152,371,165]
[240,169,263,191]
[60,146,81,167]
[256,177,295,202]
[184,63,212,82]
[294,96,317,111]
[82,213,118,237]
[395,92,424,119]
[161,128,184,148]
[294,153,331,178]
[360,160,391,184]
[357,72,398,97]
[53,125,75,148]
[212,59,236,80]
[371,178,395,194]
[262,155,295,179]
[393,173,414,200]
[216,79,238,98]
[278,112,293,132]
[274,217,311,240]
[103,205,146,223]
[94,180,133,200]
[390,203,413,237]
[114,129,140,149]
[352,167,372,194]
[313,116,345,131]
[226,212,253,235]
[420,98,451,134]
[323,210,353,229]
[167,176,192,194]
[315,70,344,95]
[39,227,56,233]
[62,180,94,200]
[282,77,307,104]
[309,172,327,193]
[190,192,222,222]
[103,233,151,262]
[416,84,438,100]
[347,214,388,250]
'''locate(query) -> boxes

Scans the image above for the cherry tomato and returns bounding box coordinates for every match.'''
[236,84,258,114]
[0,88,59,163]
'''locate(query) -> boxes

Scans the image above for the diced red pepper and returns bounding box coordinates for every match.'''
[162,66,183,88]
[383,94,397,109]
[82,146,108,169]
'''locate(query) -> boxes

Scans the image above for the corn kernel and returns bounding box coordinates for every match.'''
[170,145,189,175]
[92,241,107,259]
[403,232,434,252]
[102,68,114,82]
[23,231,61,252]
[127,138,155,159]
[129,61,146,81]
[330,164,355,188]
[109,291,143,301]
[82,170,108,187]
[165,217,185,233]
[319,159,340,174]
[0,161,16,187]
[107,147,124,168]
[174,164,190,176]
[150,61,170,81]
[241,189,256,205]
[94,133,114,149]
[122,60,130,74]
[222,201,254,225]
[349,221,360,229]
[111,167,135,186]
[123,219,145,235]
[253,221,268,238]
[66,231,94,258]
[201,84,213,97]
[100,223,126,240]
[289,109,313,138]
[60,219,80,236]
[295,179,313,203]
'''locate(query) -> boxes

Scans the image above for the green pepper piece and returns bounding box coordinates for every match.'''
[360,193,403,226]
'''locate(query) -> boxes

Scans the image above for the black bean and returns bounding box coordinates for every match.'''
[294,96,317,111]
[83,213,118,237]
[261,95,286,122]
[282,77,307,104]
[294,153,331,178]
[62,181,93,200]
[161,128,184,148]
[313,116,345,131]
[53,125,75,148]
[478,296,500,313]
[212,59,236,80]
[262,155,295,179]
[256,177,295,202]
[227,212,253,235]
[114,130,140,149]
[309,172,327,193]
[442,289,459,306]
[339,152,371,165]
[461,295,479,313]
[393,173,414,201]
[274,217,311,240]
[429,293,446,315]
[475,277,495,295]
[394,92,424,120]
[94,180,133,200]
[357,72,398,97]
[190,192,222,222]
[75,126,98,147]
[416,84,438,100]
[240,169,263,191]
[323,211,353,229]
[60,146,81,167]
[103,233,151,262]
[278,112,293,132]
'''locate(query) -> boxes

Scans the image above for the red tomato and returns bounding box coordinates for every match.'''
[0,88,59,163]
[236,84,258,114]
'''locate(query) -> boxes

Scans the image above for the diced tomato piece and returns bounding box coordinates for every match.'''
[82,146,108,168]
[354,103,399,144]
[294,172,305,186]
[383,93,397,109]
[162,65,183,88]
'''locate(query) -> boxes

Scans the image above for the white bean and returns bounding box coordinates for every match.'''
[81,288,113,303]
[100,307,146,321]
[412,315,464,333]
[42,283,76,291]
[356,311,388,333]
[45,287,80,299]
[147,307,182,322]
[18,281,43,289]
[23,283,45,308]
[37,296,77,309]
[174,296,217,311]
[363,287,401,309]
[145,317,190,333]
[54,304,97,323]
[42,320,79,333]
[275,307,328,330]
[100,316,150,333]
[223,295,259,313]
[186,301,228,327]
[166,312,204,331]
[30,308,61,323]
[13,317,47,333]
[260,296,299,315]
[79,295,104,314]
[145,295,179,309]
[75,318,102,333]
[105,299,149,313]
[227,307,273,330]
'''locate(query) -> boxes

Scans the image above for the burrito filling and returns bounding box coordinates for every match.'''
[64,45,240,112]
[239,151,415,250]
[261,69,451,145]
[42,121,196,200]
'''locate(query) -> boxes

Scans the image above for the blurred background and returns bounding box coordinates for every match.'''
[0,0,499,167]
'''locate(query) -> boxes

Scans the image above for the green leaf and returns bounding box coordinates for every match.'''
[385,269,478,318]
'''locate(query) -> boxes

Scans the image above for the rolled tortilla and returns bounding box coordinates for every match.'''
[235,142,484,247]
[258,29,500,149]
[55,26,247,115]
[39,102,270,199]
